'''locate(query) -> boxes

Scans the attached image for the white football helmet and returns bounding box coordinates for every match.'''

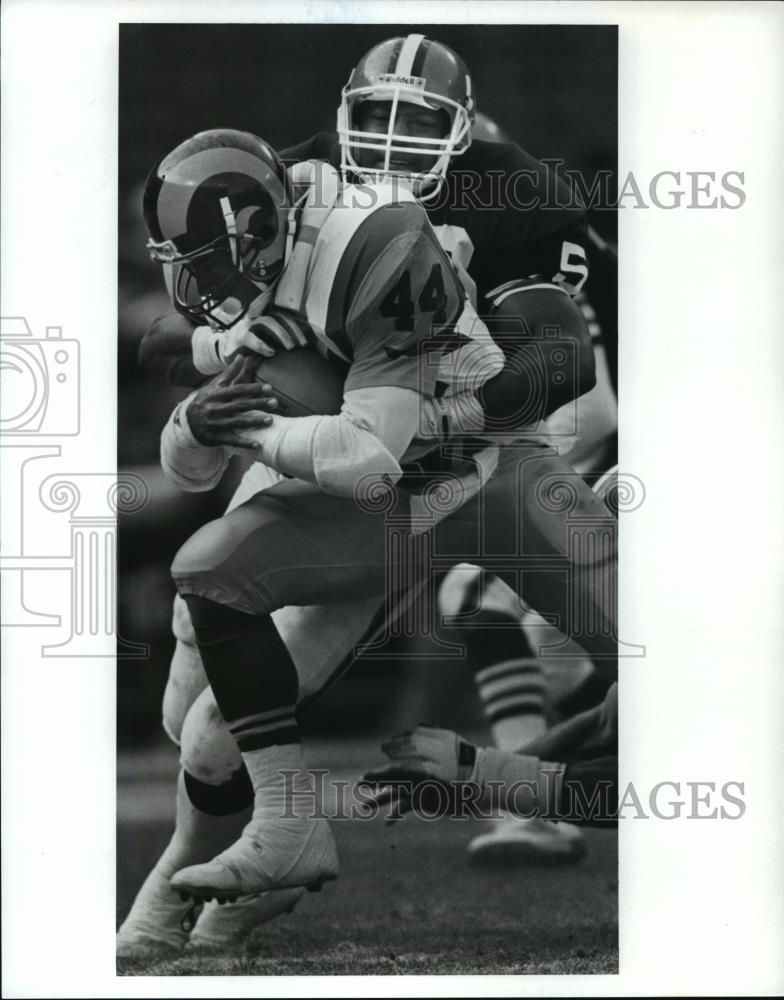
[337,34,475,202]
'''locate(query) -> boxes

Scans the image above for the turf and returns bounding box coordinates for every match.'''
[117,746,618,977]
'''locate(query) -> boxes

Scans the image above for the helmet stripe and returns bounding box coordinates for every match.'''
[385,37,404,74]
[409,36,430,78]
[395,33,426,77]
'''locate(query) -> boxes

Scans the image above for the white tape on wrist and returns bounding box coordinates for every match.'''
[191,326,225,375]
[471,746,565,817]
[171,400,204,449]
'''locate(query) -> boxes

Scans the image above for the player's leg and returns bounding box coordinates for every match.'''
[120,592,310,956]
[120,588,390,952]
[117,688,255,956]
[440,565,547,749]
[168,480,407,899]
[434,443,619,675]
[189,594,399,947]
[118,597,225,956]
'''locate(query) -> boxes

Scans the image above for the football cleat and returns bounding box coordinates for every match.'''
[170,814,338,901]
[116,866,198,958]
[466,813,586,868]
[187,887,305,952]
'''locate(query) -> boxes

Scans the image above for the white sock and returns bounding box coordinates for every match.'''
[240,743,316,821]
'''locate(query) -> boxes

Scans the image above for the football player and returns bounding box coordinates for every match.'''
[118,126,505,953]
[326,35,616,863]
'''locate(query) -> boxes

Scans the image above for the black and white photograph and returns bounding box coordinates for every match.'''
[116,22,620,976]
[2,2,783,996]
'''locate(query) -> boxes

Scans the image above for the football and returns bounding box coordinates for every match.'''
[252,347,347,418]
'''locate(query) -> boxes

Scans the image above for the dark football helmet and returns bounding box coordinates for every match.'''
[143,129,293,329]
[337,34,475,201]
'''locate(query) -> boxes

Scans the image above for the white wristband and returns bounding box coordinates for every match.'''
[170,400,204,449]
[191,326,225,375]
[471,747,565,817]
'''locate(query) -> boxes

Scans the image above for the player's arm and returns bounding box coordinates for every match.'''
[160,358,278,492]
[362,688,618,826]
[139,307,309,388]
[477,145,597,424]
[249,383,422,497]
[138,308,203,387]
[480,279,597,428]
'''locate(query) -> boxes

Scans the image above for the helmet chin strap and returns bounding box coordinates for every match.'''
[285,191,308,267]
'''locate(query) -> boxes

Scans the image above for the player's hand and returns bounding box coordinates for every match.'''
[219,310,309,364]
[185,357,279,450]
[360,724,478,819]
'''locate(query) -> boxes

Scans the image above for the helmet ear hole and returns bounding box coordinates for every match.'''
[242,202,277,246]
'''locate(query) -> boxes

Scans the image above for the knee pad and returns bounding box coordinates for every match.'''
[179,687,243,786]
[161,640,209,745]
[161,596,208,745]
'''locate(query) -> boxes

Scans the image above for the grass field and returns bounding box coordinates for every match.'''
[117,740,618,976]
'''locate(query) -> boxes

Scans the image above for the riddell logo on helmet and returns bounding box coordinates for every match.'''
[378,73,427,89]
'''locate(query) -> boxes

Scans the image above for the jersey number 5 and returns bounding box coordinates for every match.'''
[380,264,448,331]
[553,241,589,295]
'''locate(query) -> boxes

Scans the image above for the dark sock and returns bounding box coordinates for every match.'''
[184,594,300,751]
